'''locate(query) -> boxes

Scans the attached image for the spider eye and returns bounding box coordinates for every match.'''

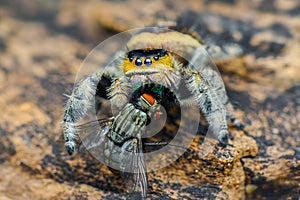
[135,58,143,66]
[144,58,152,66]
[153,55,159,61]
[160,50,167,57]
[128,51,135,61]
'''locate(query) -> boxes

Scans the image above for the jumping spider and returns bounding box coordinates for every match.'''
[62,27,244,197]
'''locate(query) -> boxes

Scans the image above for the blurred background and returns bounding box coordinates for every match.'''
[0,0,299,199]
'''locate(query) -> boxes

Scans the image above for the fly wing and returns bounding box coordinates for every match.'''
[76,118,114,158]
[120,137,148,198]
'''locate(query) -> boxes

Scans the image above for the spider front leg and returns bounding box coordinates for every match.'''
[62,72,106,155]
[181,68,229,146]
[187,46,245,130]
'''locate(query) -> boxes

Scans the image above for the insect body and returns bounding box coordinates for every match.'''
[62,27,244,197]
[77,92,159,197]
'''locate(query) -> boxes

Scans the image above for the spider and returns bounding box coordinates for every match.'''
[62,27,244,197]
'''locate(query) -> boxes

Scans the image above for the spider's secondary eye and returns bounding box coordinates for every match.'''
[135,58,143,66]
[159,50,167,57]
[144,58,152,66]
[153,55,159,61]
[128,51,135,61]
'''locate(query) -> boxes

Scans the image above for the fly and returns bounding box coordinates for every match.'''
[76,92,160,198]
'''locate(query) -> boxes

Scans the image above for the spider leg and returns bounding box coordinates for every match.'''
[180,68,229,146]
[224,99,245,130]
[62,71,111,155]
[183,45,245,130]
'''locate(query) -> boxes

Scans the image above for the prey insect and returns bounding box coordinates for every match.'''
[62,27,244,197]
[76,92,160,197]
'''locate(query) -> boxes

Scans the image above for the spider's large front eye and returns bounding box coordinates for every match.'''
[135,58,143,66]
[144,58,152,66]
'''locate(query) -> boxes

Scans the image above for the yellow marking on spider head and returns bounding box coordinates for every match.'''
[123,49,174,73]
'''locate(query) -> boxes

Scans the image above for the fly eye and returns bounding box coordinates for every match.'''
[135,58,143,66]
[144,58,152,66]
[153,56,159,61]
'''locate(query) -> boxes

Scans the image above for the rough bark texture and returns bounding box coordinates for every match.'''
[0,0,299,199]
